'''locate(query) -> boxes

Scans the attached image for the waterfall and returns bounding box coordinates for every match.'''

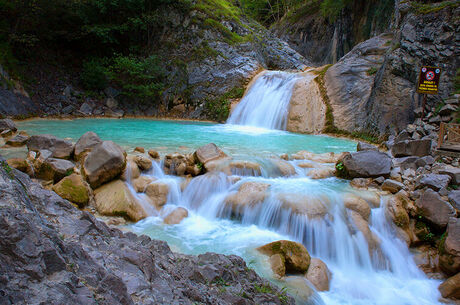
[227,71,302,130]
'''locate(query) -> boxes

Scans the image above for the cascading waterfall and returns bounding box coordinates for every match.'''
[227,71,303,130]
[128,158,443,305]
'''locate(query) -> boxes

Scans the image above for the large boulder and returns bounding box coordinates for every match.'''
[145,182,169,209]
[163,207,189,225]
[439,166,460,185]
[415,174,451,192]
[338,151,391,178]
[5,134,29,147]
[35,158,75,182]
[258,240,311,275]
[132,176,155,193]
[6,158,33,176]
[440,218,460,275]
[74,131,102,160]
[348,210,380,252]
[277,193,329,219]
[415,189,456,230]
[381,179,405,194]
[391,139,432,157]
[305,258,331,292]
[343,194,371,221]
[94,180,147,222]
[448,190,460,210]
[52,174,92,207]
[82,141,126,188]
[225,182,270,213]
[27,134,74,159]
[0,118,16,132]
[194,143,228,166]
[438,272,460,300]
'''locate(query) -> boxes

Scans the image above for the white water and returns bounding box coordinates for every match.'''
[227,71,302,130]
[126,158,444,305]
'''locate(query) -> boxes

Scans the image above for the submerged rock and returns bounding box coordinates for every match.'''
[225,182,270,212]
[145,182,169,209]
[163,207,188,225]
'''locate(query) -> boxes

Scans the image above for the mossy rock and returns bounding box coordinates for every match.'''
[257,240,311,274]
[52,174,91,208]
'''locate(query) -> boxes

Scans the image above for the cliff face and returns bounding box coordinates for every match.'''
[272,0,394,65]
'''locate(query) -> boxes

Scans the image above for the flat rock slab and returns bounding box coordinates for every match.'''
[382,179,405,194]
[391,139,432,157]
[415,189,456,229]
[416,174,451,191]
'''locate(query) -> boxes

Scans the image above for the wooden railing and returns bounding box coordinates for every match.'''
[438,123,460,149]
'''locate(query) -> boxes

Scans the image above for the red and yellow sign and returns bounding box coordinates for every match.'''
[417,66,441,94]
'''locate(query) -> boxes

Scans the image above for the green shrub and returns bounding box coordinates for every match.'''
[80,59,108,90]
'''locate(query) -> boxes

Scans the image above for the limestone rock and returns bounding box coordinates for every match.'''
[258,240,311,274]
[343,194,371,221]
[83,141,126,188]
[225,182,269,212]
[305,258,331,291]
[74,131,102,160]
[438,272,460,300]
[94,180,147,222]
[271,159,296,177]
[164,207,189,225]
[385,193,410,230]
[269,253,286,278]
[338,151,391,178]
[145,182,169,209]
[448,190,460,210]
[132,176,155,193]
[52,174,91,207]
[348,210,379,252]
[148,149,160,159]
[134,155,152,171]
[415,189,456,229]
[350,178,373,189]
[27,134,74,159]
[194,143,228,166]
[229,161,261,176]
[277,193,328,219]
[382,179,405,194]
[306,166,335,179]
[35,158,74,183]
[292,151,341,163]
[134,146,145,153]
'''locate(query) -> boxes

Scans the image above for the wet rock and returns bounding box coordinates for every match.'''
[306,166,335,179]
[269,253,286,278]
[52,174,92,207]
[229,160,261,176]
[27,134,74,159]
[382,179,405,194]
[164,207,189,225]
[271,159,296,176]
[122,157,141,181]
[338,151,391,178]
[438,272,460,300]
[415,189,456,230]
[148,149,160,159]
[344,194,371,221]
[292,151,341,163]
[195,143,228,166]
[82,141,126,188]
[226,182,270,212]
[134,155,152,171]
[132,176,155,193]
[305,258,331,292]
[357,142,377,151]
[74,131,102,160]
[385,193,411,238]
[145,182,169,209]
[5,134,29,147]
[391,139,432,157]
[0,118,16,132]
[134,146,145,153]
[94,180,147,221]
[277,193,328,219]
[348,210,379,252]
[350,178,373,189]
[258,240,311,274]
[415,174,451,191]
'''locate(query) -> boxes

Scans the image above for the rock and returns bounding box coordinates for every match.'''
[225,182,269,212]
[277,193,328,219]
[338,151,391,178]
[292,151,341,163]
[444,217,460,262]
[5,134,29,147]
[271,159,296,176]
[415,174,451,191]
[269,253,286,278]
[448,190,460,210]
[6,158,32,175]
[79,102,92,115]
[392,156,420,170]
[348,210,379,252]
[416,189,456,229]
[122,157,141,181]
[229,161,261,176]
[83,141,126,188]
[258,240,311,274]
[350,178,373,189]
[52,174,91,207]
[148,149,160,159]
[385,193,410,230]
[134,155,152,171]
[439,166,460,185]
[164,207,189,225]
[0,118,16,132]
[132,176,155,193]
[382,179,405,194]
[391,139,432,157]
[35,158,74,183]
[27,134,74,159]
[374,176,385,185]
[306,166,335,179]
[74,131,102,160]
[305,258,331,292]
[106,97,118,108]
[145,182,169,209]
[105,108,124,118]
[194,143,228,166]
[134,146,145,153]
[439,104,457,116]
[438,272,460,300]
[94,180,147,222]
[343,194,371,221]
[357,142,377,151]
[1,129,14,138]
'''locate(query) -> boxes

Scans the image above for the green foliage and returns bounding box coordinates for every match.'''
[80,59,108,90]
[107,55,164,103]
[455,68,460,94]
[206,87,244,121]
[240,0,306,26]
[366,67,378,76]
[203,18,243,44]
[320,0,351,21]
[411,0,459,15]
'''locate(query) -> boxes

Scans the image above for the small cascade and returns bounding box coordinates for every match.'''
[126,156,443,305]
[227,71,303,130]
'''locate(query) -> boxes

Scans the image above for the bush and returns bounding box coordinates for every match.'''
[80,60,108,90]
[107,55,164,103]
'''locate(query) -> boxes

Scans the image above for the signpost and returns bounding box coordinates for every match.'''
[417,66,441,117]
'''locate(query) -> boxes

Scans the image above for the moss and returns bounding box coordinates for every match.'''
[1,161,14,179]
[366,67,378,76]
[203,18,244,44]
[112,210,129,219]
[205,86,244,121]
[438,232,447,254]
[285,0,322,24]
[53,176,89,207]
[455,68,460,95]
[411,0,459,15]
